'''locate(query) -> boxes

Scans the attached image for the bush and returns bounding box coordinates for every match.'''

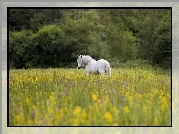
[9,30,33,69]
[110,59,152,69]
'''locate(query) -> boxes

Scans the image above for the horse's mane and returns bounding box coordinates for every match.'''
[84,55,93,60]
[83,55,96,63]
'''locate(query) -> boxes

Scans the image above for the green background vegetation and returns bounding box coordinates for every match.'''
[9,9,171,69]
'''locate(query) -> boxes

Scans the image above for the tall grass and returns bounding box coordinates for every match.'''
[9,67,171,126]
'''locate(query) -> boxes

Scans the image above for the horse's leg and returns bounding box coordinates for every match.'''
[85,65,90,77]
[99,65,110,77]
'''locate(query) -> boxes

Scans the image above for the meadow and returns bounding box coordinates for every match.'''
[9,67,171,126]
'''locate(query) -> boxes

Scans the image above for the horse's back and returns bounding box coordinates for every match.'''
[96,59,110,71]
[97,59,110,66]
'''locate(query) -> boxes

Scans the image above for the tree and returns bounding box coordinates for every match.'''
[153,10,171,68]
[32,25,67,68]
[60,9,109,60]
[9,30,33,68]
[105,9,137,62]
[9,9,34,31]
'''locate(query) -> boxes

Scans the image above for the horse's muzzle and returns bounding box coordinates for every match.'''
[78,67,81,69]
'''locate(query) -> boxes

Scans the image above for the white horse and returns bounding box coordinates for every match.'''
[77,55,111,77]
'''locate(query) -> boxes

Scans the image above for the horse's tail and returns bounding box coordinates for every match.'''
[105,62,111,77]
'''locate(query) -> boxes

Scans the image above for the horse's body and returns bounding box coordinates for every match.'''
[77,55,111,77]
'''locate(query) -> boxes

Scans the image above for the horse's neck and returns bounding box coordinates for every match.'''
[83,56,96,64]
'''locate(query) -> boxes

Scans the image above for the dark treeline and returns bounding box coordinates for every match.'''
[9,9,171,69]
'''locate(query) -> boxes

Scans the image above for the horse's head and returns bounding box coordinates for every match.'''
[77,55,93,69]
[77,55,83,69]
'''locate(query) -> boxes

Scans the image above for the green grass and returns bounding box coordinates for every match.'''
[9,67,171,126]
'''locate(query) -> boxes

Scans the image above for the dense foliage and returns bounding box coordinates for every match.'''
[9,9,171,69]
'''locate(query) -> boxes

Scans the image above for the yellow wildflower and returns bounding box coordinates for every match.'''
[92,94,97,101]
[49,108,54,114]
[48,95,53,101]
[113,107,119,116]
[73,106,81,116]
[25,98,30,104]
[104,112,113,123]
[32,105,36,110]
[97,99,101,103]
[82,112,87,119]
[15,115,21,122]
[123,106,130,114]
[160,96,168,111]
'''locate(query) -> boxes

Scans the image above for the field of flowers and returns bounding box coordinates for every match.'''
[9,67,171,126]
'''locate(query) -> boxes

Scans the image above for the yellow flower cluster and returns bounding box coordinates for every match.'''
[9,68,171,126]
[104,112,113,123]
